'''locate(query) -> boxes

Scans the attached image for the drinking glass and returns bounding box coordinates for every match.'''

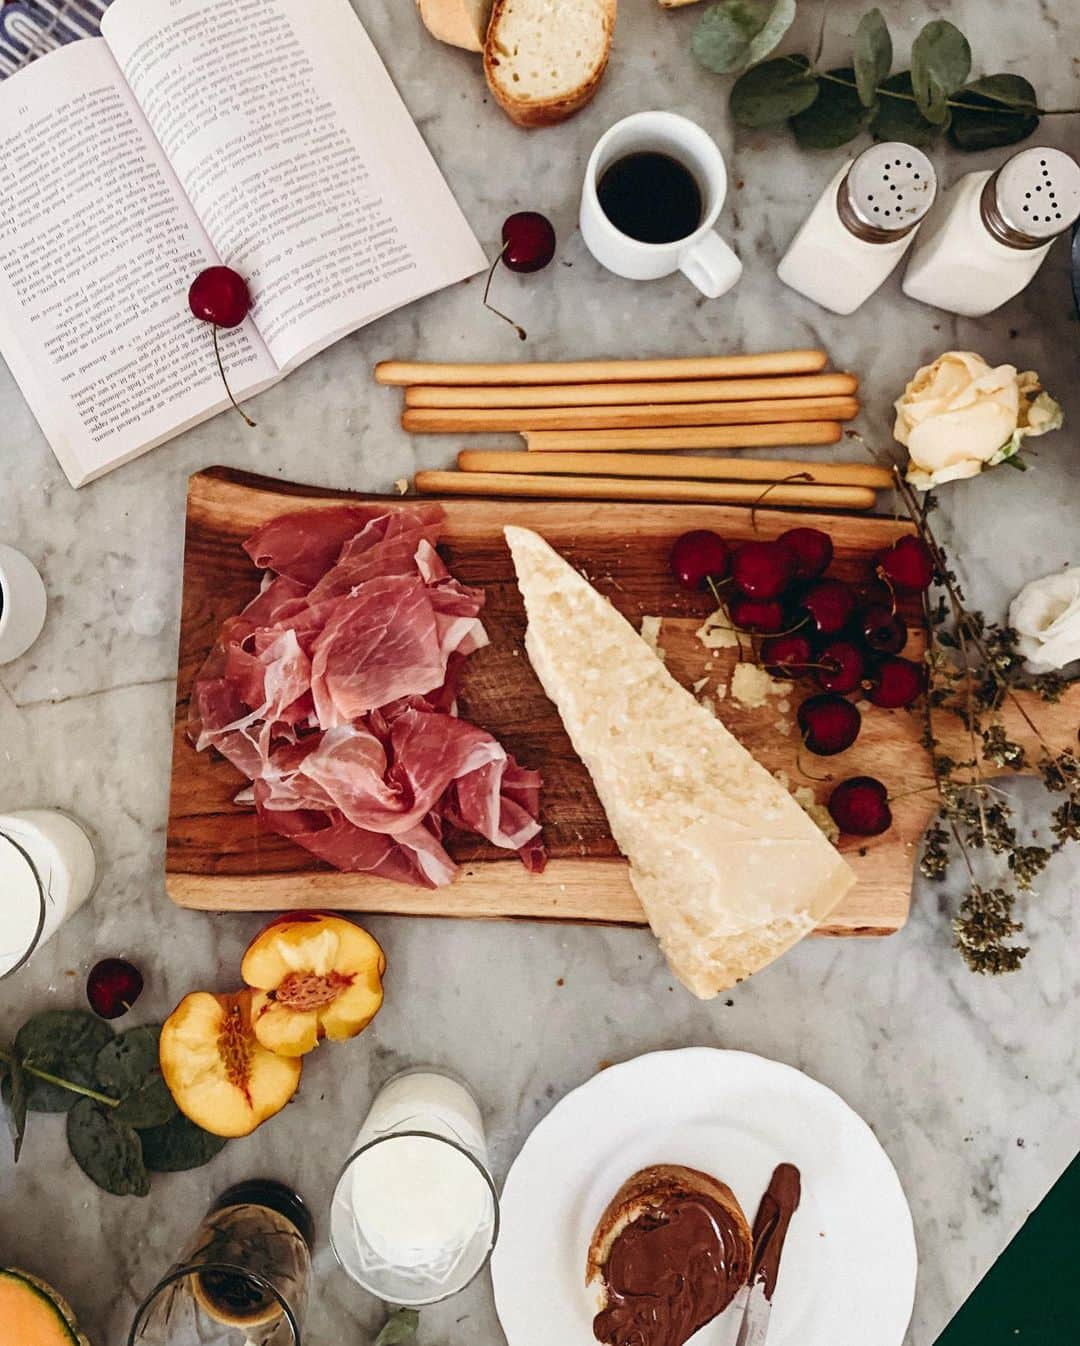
[0,811,96,982]
[128,1181,313,1346]
[330,1068,500,1306]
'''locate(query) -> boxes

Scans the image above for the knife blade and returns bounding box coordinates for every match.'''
[734,1163,803,1346]
[734,1278,771,1346]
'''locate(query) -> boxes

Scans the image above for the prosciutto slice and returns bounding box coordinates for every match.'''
[190,502,544,883]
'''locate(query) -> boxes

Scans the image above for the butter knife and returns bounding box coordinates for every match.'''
[735,1162,802,1346]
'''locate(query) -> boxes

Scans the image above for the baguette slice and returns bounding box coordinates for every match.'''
[504,526,857,998]
[587,1165,752,1331]
[417,0,492,52]
[484,0,617,128]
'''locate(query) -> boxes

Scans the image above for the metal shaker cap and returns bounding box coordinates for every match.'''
[990,147,1080,244]
[839,143,938,241]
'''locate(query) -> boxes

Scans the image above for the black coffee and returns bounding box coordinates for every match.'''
[597,151,704,245]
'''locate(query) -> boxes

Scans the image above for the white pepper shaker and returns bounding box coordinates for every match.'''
[777,143,938,314]
[903,146,1080,316]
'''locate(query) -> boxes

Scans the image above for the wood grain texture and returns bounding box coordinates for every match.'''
[412,470,878,510]
[166,469,1080,938]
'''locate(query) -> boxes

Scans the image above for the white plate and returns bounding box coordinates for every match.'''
[492,1049,916,1346]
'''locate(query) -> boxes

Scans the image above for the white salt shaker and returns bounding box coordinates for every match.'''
[903,147,1080,316]
[777,143,938,314]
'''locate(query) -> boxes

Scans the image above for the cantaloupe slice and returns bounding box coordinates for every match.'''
[0,1269,88,1346]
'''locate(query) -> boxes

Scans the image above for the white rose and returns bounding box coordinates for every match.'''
[894,351,1063,491]
[1009,568,1080,673]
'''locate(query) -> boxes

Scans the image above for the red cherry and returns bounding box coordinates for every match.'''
[731,541,798,600]
[502,212,557,273]
[800,579,856,635]
[878,536,934,593]
[188,266,251,329]
[859,605,908,655]
[670,530,730,591]
[484,212,556,340]
[867,657,925,708]
[828,777,892,836]
[728,595,786,633]
[798,693,861,755]
[779,527,833,581]
[814,638,866,693]
[760,633,814,677]
[87,958,144,1020]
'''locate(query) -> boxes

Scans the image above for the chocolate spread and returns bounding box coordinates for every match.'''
[592,1191,751,1346]
[749,1163,802,1300]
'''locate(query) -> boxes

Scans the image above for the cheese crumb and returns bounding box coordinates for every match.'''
[640,615,665,662]
[394,477,409,495]
[774,771,840,844]
[731,663,794,709]
[692,676,709,695]
[714,682,727,702]
[696,608,740,651]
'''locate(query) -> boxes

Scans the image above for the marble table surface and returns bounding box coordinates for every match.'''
[1,1,1078,1343]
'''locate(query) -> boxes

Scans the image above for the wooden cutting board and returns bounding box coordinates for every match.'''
[166,468,1077,937]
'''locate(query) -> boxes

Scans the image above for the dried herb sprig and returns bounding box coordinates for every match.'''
[885,464,1079,973]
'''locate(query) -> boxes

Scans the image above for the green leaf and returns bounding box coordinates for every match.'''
[911,20,971,114]
[730,56,819,129]
[853,9,892,108]
[4,1055,28,1162]
[66,1097,150,1197]
[791,69,872,149]
[691,0,796,76]
[920,73,951,126]
[374,1308,420,1346]
[94,1025,176,1130]
[13,1011,115,1113]
[138,1113,228,1172]
[871,72,942,149]
[949,76,1041,151]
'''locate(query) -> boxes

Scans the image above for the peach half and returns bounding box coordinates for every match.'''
[241,913,386,1058]
[159,990,302,1138]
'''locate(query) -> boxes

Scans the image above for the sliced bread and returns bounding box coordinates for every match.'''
[484,0,617,128]
[504,525,857,998]
[417,0,492,53]
[586,1164,751,1292]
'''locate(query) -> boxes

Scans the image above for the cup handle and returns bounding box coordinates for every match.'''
[680,231,743,298]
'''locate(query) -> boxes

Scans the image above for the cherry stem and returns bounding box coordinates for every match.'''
[750,473,814,532]
[0,1047,120,1108]
[795,747,833,783]
[483,243,527,342]
[213,325,257,428]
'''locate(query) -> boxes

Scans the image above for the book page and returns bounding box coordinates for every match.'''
[102,0,487,371]
[0,40,277,487]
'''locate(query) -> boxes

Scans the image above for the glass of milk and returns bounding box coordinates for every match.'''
[330,1068,500,1305]
[0,810,97,980]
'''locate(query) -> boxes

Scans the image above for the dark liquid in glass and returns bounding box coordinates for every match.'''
[597,151,704,244]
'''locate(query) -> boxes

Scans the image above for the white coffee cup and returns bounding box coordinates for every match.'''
[0,543,47,664]
[580,111,743,297]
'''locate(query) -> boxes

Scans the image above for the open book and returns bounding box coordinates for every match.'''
[0,0,486,487]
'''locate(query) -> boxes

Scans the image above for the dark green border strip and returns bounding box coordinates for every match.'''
[934,1152,1079,1344]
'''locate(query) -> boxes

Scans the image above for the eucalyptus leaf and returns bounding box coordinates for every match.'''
[95,1025,174,1127]
[691,0,796,76]
[13,1011,115,1113]
[791,69,871,149]
[853,9,892,108]
[67,1097,150,1197]
[730,55,819,129]
[949,75,1040,151]
[911,19,971,108]
[920,73,952,127]
[138,1113,227,1172]
[374,1307,420,1346]
[5,1055,27,1162]
[871,72,942,149]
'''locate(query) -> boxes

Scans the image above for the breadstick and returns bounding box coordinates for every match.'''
[375,349,829,386]
[404,373,858,409]
[402,407,846,438]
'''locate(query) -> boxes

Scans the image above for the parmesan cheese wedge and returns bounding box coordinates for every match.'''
[504,526,857,998]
